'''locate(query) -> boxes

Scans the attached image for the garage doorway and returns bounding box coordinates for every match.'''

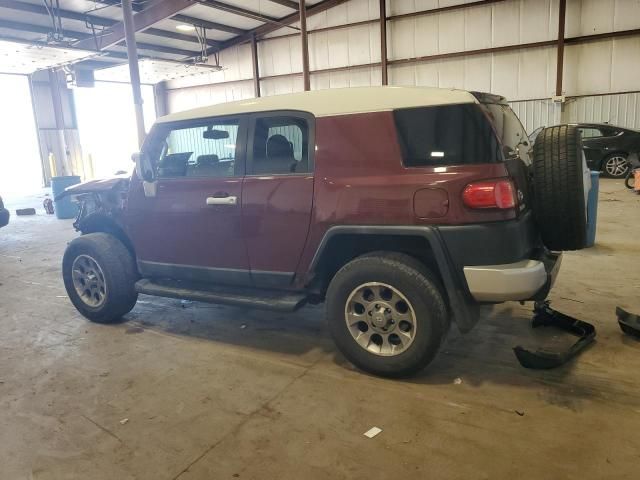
[74,81,156,179]
[0,74,43,195]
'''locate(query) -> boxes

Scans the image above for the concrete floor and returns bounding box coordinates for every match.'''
[1,180,639,479]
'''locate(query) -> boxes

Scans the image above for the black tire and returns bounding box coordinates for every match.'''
[625,170,635,190]
[63,233,138,323]
[602,153,629,179]
[326,252,449,378]
[532,124,587,251]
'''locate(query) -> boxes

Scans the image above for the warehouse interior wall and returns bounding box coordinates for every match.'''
[164,0,640,134]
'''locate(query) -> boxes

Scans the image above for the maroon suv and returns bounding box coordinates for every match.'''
[61,87,589,377]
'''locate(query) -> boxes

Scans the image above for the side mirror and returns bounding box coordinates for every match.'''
[132,152,155,183]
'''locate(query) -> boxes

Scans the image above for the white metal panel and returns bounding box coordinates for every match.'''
[565,92,640,130]
[509,98,561,133]
[613,0,640,31]
[167,81,254,113]
[438,10,466,54]
[492,0,521,47]
[611,36,640,93]
[463,55,492,93]
[519,0,557,44]
[464,5,492,50]
[564,37,640,96]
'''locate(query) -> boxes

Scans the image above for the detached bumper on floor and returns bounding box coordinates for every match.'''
[463,252,562,302]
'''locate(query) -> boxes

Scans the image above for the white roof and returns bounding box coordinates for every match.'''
[156,86,478,124]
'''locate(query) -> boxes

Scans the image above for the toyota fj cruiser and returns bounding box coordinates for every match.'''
[61,86,589,377]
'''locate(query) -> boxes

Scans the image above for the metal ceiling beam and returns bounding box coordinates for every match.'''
[0,18,198,57]
[212,0,348,53]
[266,0,299,9]
[195,1,280,25]
[0,0,221,48]
[73,0,194,51]
[94,0,247,35]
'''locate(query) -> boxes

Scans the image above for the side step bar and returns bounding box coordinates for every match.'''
[135,278,308,312]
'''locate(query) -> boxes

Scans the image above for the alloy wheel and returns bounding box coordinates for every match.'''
[604,155,629,177]
[344,282,416,356]
[71,254,107,308]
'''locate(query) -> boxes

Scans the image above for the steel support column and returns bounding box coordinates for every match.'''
[379,0,388,85]
[299,0,310,91]
[122,0,146,148]
[555,0,566,97]
[251,34,261,98]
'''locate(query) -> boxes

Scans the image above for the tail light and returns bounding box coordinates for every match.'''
[462,178,516,210]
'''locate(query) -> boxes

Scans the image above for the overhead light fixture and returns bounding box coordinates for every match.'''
[176,24,196,32]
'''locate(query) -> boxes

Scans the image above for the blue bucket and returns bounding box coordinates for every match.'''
[51,175,81,219]
[586,171,600,247]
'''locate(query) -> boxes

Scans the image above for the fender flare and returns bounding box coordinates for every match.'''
[309,225,480,333]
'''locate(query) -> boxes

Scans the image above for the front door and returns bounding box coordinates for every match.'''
[241,112,315,288]
[127,115,251,285]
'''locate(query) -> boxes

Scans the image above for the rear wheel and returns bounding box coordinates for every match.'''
[532,124,588,251]
[63,233,138,323]
[602,154,629,178]
[326,252,449,378]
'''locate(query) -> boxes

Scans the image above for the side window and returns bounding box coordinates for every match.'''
[579,128,603,139]
[155,119,239,178]
[394,104,501,166]
[249,116,310,175]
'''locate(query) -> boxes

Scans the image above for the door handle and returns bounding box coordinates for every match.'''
[206,196,237,206]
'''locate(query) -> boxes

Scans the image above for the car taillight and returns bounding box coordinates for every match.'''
[462,178,516,209]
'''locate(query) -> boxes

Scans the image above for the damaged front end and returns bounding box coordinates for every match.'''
[55,177,130,233]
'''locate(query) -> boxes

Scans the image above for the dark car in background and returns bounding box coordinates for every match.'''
[575,123,640,178]
[0,196,9,228]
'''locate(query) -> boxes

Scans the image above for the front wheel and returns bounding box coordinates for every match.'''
[63,233,138,323]
[602,153,629,179]
[326,252,449,378]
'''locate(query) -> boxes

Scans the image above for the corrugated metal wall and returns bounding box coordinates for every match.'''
[509,99,561,133]
[166,0,640,131]
[565,92,640,130]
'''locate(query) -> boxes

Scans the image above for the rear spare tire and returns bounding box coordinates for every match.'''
[532,124,587,251]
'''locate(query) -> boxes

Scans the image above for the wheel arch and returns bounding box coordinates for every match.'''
[308,226,480,333]
[77,213,137,262]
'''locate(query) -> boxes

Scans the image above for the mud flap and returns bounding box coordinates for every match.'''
[513,301,596,369]
[616,307,640,338]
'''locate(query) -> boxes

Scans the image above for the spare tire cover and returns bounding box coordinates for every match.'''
[531,124,588,251]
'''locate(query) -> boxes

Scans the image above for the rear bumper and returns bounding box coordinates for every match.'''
[0,208,9,228]
[463,252,562,302]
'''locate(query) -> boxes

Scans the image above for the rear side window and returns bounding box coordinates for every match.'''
[249,115,310,175]
[394,104,501,167]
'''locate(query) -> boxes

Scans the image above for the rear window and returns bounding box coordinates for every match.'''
[394,104,501,167]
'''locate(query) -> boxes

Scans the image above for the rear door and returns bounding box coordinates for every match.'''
[127,115,251,285]
[241,111,315,288]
